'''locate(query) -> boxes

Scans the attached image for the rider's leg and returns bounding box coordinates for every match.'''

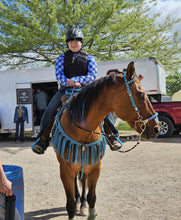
[32,88,65,154]
[104,113,122,150]
[104,113,119,136]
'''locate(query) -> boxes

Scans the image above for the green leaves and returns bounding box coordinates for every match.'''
[0,0,180,73]
[166,72,181,96]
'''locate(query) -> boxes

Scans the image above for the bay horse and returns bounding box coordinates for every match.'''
[52,62,159,220]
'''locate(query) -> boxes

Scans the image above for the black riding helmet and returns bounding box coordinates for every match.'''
[66,28,84,43]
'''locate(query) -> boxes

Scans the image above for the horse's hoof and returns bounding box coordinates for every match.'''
[87,214,97,220]
[80,206,87,216]
[76,202,81,213]
[87,208,97,220]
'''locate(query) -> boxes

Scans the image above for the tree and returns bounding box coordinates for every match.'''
[166,72,181,96]
[0,0,180,73]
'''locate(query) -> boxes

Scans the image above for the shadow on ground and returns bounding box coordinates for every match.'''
[25,207,67,219]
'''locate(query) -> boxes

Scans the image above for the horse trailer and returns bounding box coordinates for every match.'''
[0,57,166,136]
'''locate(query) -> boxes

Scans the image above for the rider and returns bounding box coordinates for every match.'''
[32,28,122,154]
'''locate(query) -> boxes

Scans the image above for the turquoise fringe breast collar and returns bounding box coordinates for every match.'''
[52,109,107,178]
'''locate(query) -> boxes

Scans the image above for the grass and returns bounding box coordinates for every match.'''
[116,122,133,131]
[9,131,34,139]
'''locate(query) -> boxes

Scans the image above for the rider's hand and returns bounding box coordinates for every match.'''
[74,82,81,88]
[67,79,81,88]
[67,79,74,87]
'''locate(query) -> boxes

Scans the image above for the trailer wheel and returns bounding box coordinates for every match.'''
[158,116,174,138]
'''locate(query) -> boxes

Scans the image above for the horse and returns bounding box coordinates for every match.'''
[52,62,159,220]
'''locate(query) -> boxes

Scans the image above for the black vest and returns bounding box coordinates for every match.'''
[64,50,88,78]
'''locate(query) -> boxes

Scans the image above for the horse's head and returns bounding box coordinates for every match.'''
[112,62,160,140]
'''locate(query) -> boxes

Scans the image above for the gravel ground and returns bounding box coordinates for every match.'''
[0,133,181,220]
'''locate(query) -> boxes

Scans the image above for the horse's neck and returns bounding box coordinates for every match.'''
[85,89,113,130]
[60,87,114,142]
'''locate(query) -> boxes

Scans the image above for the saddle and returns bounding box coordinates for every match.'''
[61,87,82,104]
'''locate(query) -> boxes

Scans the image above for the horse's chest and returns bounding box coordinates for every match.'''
[52,119,107,171]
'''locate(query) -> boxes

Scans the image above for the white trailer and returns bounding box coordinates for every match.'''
[0,66,57,136]
[0,57,166,136]
[97,57,166,98]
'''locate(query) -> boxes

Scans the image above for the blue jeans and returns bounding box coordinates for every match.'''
[40,87,66,134]
[15,118,25,141]
[104,113,119,136]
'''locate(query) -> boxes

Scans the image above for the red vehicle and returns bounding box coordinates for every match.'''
[151,101,181,138]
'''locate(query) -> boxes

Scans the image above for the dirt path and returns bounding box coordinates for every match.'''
[0,135,181,220]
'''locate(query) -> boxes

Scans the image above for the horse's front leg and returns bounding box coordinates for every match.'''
[87,162,101,220]
[75,172,87,216]
[80,172,87,216]
[58,157,77,219]
[74,173,81,212]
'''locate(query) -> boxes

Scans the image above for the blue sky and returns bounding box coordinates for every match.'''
[151,0,181,38]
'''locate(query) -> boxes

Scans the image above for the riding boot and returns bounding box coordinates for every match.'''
[103,121,122,150]
[32,118,55,154]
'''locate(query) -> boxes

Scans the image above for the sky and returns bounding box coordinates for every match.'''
[151,0,181,38]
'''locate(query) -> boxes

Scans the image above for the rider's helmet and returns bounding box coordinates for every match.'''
[66,28,84,43]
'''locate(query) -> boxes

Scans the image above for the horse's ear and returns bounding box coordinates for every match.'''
[126,62,135,80]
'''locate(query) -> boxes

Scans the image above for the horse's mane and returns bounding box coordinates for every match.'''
[66,74,118,123]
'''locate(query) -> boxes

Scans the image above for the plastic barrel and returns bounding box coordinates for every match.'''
[3,165,24,220]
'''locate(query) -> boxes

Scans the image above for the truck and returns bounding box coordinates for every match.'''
[151,100,181,138]
[0,57,180,138]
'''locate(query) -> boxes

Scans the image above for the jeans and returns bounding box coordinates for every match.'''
[40,87,66,134]
[38,109,45,122]
[104,113,119,136]
[15,118,25,141]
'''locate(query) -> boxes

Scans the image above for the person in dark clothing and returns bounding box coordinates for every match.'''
[32,28,121,154]
[34,89,49,123]
[14,104,28,142]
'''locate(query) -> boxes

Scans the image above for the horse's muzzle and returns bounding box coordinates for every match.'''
[141,124,159,140]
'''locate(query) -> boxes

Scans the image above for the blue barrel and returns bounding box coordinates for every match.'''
[3,165,24,220]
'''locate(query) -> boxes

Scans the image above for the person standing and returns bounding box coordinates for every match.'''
[14,104,29,142]
[34,89,49,123]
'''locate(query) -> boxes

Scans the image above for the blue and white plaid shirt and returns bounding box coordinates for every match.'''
[55,53,97,86]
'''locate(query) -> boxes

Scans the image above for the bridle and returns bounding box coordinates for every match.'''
[123,70,159,131]
[72,71,159,153]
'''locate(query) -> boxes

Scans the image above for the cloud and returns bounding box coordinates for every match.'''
[151,0,181,37]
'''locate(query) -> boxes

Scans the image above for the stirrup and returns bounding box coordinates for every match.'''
[31,137,45,154]
[115,136,123,147]
[110,136,123,151]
